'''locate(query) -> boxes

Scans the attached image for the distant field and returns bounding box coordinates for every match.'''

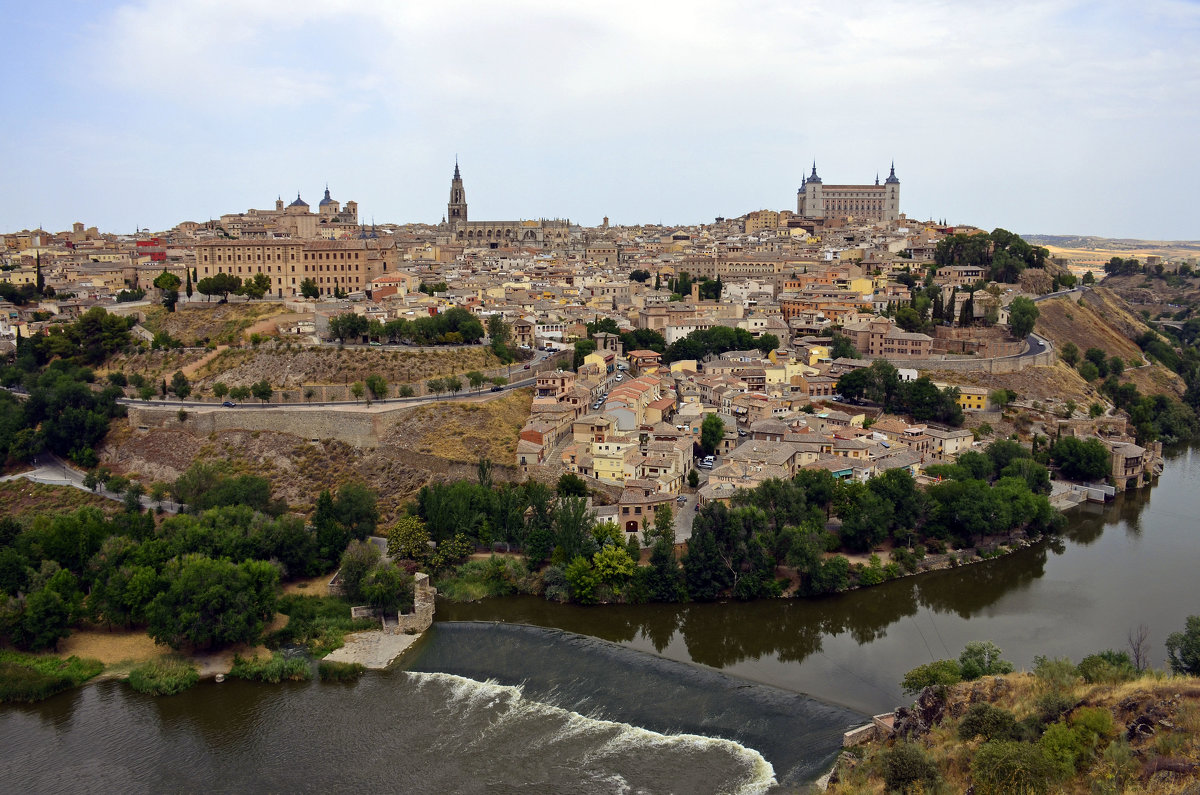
[1026,234,1200,268]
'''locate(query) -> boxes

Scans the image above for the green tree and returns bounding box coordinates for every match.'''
[170,370,191,399]
[556,472,588,497]
[700,413,725,456]
[1008,296,1039,339]
[153,270,182,312]
[364,374,387,401]
[196,273,242,301]
[250,379,273,404]
[350,381,365,402]
[573,339,597,369]
[1166,615,1200,675]
[228,385,250,401]
[212,382,229,400]
[687,469,699,488]
[755,333,780,356]
[959,640,1015,680]
[360,564,412,613]
[426,378,445,396]
[145,555,278,650]
[466,370,487,391]
[552,496,596,566]
[335,540,381,603]
[444,376,463,394]
[185,267,193,299]
[1107,355,1125,376]
[238,272,272,300]
[300,278,320,299]
[397,384,414,398]
[1050,436,1111,481]
[387,516,431,562]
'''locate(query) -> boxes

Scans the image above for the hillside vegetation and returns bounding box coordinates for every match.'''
[1036,290,1148,365]
[141,302,292,346]
[829,665,1200,794]
[191,342,501,389]
[98,390,533,520]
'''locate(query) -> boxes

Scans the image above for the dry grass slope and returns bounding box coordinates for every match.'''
[141,302,292,345]
[98,389,533,523]
[192,343,501,389]
[0,481,117,523]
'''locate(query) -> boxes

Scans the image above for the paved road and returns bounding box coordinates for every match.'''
[1,453,182,513]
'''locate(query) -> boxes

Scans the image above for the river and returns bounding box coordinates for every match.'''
[1,446,1196,793]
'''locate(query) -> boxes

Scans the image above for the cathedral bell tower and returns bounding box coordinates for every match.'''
[447,160,468,231]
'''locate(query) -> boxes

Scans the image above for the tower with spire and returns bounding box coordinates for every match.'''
[447,159,468,230]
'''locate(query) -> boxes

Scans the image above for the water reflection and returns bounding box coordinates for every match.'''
[442,543,1052,670]
[440,445,1195,695]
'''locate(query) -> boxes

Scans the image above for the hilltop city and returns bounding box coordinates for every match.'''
[3,160,1187,539]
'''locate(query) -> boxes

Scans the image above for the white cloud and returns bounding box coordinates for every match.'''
[14,0,1200,235]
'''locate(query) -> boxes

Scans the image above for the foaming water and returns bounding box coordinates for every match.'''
[0,665,790,794]
[408,670,777,794]
[400,622,864,786]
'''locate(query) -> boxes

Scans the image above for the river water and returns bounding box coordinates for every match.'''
[1,446,1196,793]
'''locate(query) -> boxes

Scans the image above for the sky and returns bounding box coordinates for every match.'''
[3,0,1198,239]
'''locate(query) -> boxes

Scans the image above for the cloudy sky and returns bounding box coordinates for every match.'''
[5,1,1198,239]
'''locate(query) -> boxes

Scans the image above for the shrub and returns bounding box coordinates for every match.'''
[901,659,962,695]
[880,742,940,793]
[229,652,311,683]
[127,657,199,696]
[959,641,1014,680]
[0,651,103,703]
[317,660,365,682]
[1036,691,1077,725]
[267,595,375,657]
[1033,655,1080,692]
[971,740,1055,795]
[958,703,1021,742]
[1038,721,1090,778]
[1077,651,1135,684]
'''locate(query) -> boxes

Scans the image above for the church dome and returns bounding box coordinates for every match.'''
[319,187,336,206]
[289,193,309,208]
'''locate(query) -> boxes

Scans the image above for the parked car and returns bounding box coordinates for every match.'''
[491,385,504,392]
[222,401,237,408]
[676,495,687,503]
[523,364,531,369]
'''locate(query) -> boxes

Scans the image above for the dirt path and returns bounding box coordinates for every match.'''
[180,345,228,379]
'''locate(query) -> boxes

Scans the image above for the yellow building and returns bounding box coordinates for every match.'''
[745,210,781,234]
[956,386,990,411]
[195,238,398,298]
[592,439,637,484]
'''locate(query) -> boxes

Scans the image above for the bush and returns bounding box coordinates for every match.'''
[971,740,1055,795]
[881,742,940,793]
[127,657,199,696]
[1033,655,1080,692]
[958,703,1021,742]
[1038,721,1090,779]
[229,652,311,683]
[267,595,375,657]
[1077,651,1135,684]
[0,651,103,703]
[318,660,365,682]
[1036,691,1077,724]
[901,659,962,695]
